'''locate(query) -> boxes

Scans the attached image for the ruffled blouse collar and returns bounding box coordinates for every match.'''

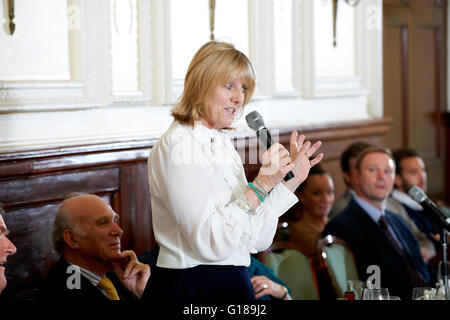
[192,122,223,144]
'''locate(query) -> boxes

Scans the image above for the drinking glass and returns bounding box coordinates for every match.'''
[412,287,435,300]
[434,283,447,300]
[346,280,365,300]
[363,288,390,300]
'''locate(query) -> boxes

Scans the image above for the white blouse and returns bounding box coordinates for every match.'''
[147,121,298,269]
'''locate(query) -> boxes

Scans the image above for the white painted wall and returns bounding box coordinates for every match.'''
[0,0,383,152]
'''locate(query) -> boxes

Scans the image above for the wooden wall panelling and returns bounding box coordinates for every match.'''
[0,168,120,207]
[383,0,447,197]
[445,112,450,203]
[119,162,154,256]
[2,204,61,297]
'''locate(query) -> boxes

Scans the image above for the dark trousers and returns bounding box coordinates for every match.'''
[143,264,255,302]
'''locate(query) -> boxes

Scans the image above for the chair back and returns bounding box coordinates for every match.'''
[317,235,359,298]
[258,242,319,300]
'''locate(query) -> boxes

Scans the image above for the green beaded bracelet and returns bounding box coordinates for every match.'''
[248,182,265,203]
[254,177,269,197]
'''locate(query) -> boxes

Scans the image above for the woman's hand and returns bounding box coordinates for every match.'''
[255,143,294,193]
[244,143,294,209]
[283,131,323,192]
[251,275,291,300]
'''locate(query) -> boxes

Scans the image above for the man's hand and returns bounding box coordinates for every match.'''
[112,250,150,299]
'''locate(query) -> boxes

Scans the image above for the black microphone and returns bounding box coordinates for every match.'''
[245,111,294,182]
[408,186,450,231]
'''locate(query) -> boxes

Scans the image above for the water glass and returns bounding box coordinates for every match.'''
[412,287,435,300]
[363,288,390,300]
[346,280,365,300]
[434,283,447,300]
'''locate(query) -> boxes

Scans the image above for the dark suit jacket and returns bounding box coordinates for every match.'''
[328,189,353,220]
[402,203,441,251]
[39,257,136,301]
[322,198,435,299]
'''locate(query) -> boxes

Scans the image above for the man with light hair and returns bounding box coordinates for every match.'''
[42,194,150,301]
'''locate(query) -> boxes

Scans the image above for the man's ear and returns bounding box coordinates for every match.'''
[63,229,80,249]
[394,174,402,190]
[342,172,351,186]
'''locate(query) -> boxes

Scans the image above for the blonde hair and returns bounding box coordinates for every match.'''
[171,41,256,127]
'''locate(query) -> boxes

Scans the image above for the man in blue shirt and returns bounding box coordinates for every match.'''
[323,147,435,300]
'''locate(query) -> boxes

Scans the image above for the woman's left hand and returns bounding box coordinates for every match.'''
[251,275,290,300]
[283,131,323,192]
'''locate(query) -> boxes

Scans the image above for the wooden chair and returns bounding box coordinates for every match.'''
[258,241,320,300]
[317,235,359,298]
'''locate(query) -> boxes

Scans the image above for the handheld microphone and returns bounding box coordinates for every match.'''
[245,111,294,182]
[408,186,450,231]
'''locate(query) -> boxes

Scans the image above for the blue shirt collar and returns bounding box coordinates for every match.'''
[353,194,386,224]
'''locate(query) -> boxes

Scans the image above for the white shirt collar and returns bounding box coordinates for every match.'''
[392,189,423,211]
[192,122,222,144]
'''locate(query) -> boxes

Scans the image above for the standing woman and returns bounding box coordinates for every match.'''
[146,41,323,301]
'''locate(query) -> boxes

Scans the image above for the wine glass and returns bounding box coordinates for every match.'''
[346,280,365,300]
[378,288,390,300]
[363,288,390,300]
[412,287,435,300]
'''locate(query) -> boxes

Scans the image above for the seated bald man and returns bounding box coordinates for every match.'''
[41,194,150,301]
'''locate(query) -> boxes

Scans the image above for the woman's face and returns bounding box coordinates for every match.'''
[299,174,335,218]
[202,78,247,129]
